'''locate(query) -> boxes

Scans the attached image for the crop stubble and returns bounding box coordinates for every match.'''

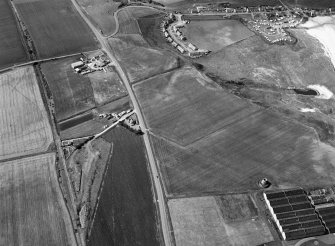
[0,153,76,246]
[0,66,53,160]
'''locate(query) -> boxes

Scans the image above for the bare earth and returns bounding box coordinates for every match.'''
[0,66,53,160]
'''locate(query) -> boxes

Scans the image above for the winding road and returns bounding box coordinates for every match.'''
[69,1,173,246]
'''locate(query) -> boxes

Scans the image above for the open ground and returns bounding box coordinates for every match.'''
[42,56,127,121]
[108,34,179,83]
[0,0,27,69]
[76,0,120,36]
[13,0,98,58]
[88,127,160,246]
[0,66,53,161]
[183,20,254,52]
[198,30,335,89]
[132,66,335,196]
[168,195,273,246]
[0,153,76,245]
[150,109,335,196]
[134,67,259,146]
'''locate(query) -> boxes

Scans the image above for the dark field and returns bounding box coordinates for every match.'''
[108,34,179,83]
[0,0,27,69]
[134,67,259,146]
[117,7,160,35]
[88,127,160,246]
[150,110,335,196]
[198,31,335,89]
[14,0,97,58]
[59,112,93,131]
[60,96,130,139]
[42,56,126,121]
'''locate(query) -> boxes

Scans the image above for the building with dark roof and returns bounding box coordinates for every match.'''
[264,188,326,240]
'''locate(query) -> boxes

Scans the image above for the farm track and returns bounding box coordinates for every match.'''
[69,1,173,245]
[0,52,85,74]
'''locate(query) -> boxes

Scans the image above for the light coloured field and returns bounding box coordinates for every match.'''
[76,0,119,36]
[0,153,76,245]
[183,20,254,52]
[168,195,273,246]
[0,66,53,160]
[134,67,259,146]
[108,34,179,83]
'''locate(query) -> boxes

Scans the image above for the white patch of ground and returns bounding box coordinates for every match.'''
[308,84,333,99]
[300,16,335,69]
[299,108,316,113]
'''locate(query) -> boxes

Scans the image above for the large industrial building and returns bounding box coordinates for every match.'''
[264,188,335,241]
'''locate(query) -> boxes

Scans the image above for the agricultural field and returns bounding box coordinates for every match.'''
[117,7,160,35]
[168,195,273,246]
[183,20,254,52]
[13,0,98,58]
[150,110,335,196]
[108,34,179,83]
[0,66,53,161]
[0,153,76,246]
[60,96,130,139]
[88,127,160,246]
[117,8,142,35]
[0,0,27,69]
[41,56,127,121]
[76,0,120,36]
[134,67,259,146]
[198,30,335,89]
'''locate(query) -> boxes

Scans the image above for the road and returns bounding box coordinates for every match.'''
[70,1,173,246]
[0,52,83,74]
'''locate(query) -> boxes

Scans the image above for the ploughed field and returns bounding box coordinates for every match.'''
[13,0,98,58]
[41,56,127,121]
[108,34,179,83]
[0,153,76,246]
[0,66,53,161]
[134,67,335,196]
[183,20,254,52]
[169,194,273,246]
[88,127,160,246]
[0,0,27,69]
